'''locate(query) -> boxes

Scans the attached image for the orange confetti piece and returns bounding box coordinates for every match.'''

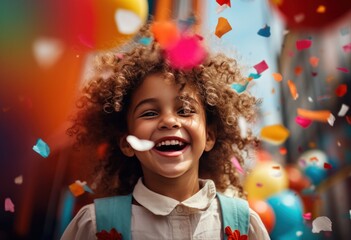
[295,66,303,76]
[297,108,331,122]
[287,80,299,100]
[272,72,283,82]
[260,124,290,145]
[335,84,347,97]
[316,5,326,13]
[309,56,319,67]
[272,166,281,170]
[215,17,232,38]
[69,183,85,197]
[97,142,109,159]
[279,147,287,155]
[310,157,318,162]
[151,21,180,48]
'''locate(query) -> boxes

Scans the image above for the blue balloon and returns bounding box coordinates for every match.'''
[304,165,327,185]
[267,190,304,239]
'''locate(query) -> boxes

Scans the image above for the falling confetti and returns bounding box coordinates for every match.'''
[312,216,332,233]
[335,84,347,97]
[338,104,349,117]
[151,21,180,49]
[309,56,319,67]
[295,116,312,128]
[272,73,283,82]
[294,66,303,76]
[279,147,287,155]
[316,5,326,13]
[342,43,351,53]
[260,124,290,145]
[296,231,303,237]
[216,4,229,14]
[69,182,85,197]
[346,116,351,124]
[5,198,15,212]
[303,212,312,220]
[32,138,50,158]
[324,163,332,169]
[238,117,247,138]
[287,80,299,100]
[248,73,261,80]
[257,25,271,37]
[296,39,312,51]
[14,175,23,185]
[294,13,305,23]
[215,17,232,38]
[231,156,244,174]
[216,0,231,7]
[297,108,332,122]
[32,37,64,69]
[126,135,155,151]
[327,114,335,126]
[336,67,349,73]
[232,82,249,93]
[138,37,152,45]
[253,60,269,74]
[165,35,207,70]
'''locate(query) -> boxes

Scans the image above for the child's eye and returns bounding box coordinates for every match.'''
[139,111,158,118]
[178,108,196,116]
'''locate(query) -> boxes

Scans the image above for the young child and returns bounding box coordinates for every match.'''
[61,25,270,239]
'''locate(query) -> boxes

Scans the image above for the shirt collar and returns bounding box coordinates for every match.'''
[133,178,217,216]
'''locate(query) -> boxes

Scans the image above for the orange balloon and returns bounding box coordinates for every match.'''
[285,165,311,192]
[249,199,276,233]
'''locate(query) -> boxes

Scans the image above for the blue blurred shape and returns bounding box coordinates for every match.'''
[139,37,152,45]
[257,25,271,37]
[304,165,327,186]
[32,138,50,158]
[232,82,248,93]
[248,73,261,79]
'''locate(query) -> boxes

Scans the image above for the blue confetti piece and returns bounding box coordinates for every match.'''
[232,82,249,93]
[257,25,271,37]
[83,185,94,194]
[138,37,152,45]
[32,138,50,158]
[248,73,261,79]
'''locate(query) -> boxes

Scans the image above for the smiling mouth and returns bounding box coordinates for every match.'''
[154,139,188,152]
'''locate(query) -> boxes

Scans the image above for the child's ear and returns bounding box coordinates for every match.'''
[120,135,135,157]
[205,126,216,152]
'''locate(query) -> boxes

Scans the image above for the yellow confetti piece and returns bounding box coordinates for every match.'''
[287,80,299,100]
[69,183,85,197]
[309,56,319,67]
[316,5,326,13]
[215,17,232,38]
[297,108,331,122]
[272,72,283,82]
[260,124,290,145]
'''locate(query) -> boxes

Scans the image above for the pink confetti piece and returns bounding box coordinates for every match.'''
[303,212,312,220]
[296,39,312,51]
[231,156,244,174]
[253,60,269,74]
[5,198,15,212]
[342,43,351,53]
[336,67,349,73]
[165,35,207,70]
[295,116,312,128]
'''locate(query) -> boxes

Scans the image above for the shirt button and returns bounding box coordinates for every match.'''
[176,205,183,213]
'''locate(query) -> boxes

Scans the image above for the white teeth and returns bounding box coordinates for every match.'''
[156,140,185,147]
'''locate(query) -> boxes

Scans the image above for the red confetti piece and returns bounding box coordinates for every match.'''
[335,84,347,97]
[279,147,287,155]
[253,60,269,74]
[295,116,312,128]
[346,116,351,124]
[216,0,231,7]
[342,43,351,53]
[225,226,248,240]
[296,39,312,51]
[96,228,123,240]
[295,66,303,76]
[336,67,349,73]
[303,212,312,220]
[324,163,332,169]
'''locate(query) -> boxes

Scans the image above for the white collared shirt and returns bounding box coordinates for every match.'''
[61,179,270,240]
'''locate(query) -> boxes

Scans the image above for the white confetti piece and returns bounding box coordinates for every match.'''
[296,231,303,237]
[238,116,247,138]
[308,97,313,102]
[14,175,23,185]
[115,9,142,34]
[337,104,349,117]
[126,135,155,151]
[312,216,332,233]
[5,198,15,212]
[33,37,64,69]
[327,114,335,126]
[216,4,229,14]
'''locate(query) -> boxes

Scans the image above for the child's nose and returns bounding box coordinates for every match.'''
[158,113,181,130]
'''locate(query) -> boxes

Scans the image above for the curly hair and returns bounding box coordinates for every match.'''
[67,33,260,198]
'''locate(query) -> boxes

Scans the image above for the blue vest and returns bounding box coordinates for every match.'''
[94,193,249,240]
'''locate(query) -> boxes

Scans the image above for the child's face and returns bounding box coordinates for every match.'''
[122,74,215,180]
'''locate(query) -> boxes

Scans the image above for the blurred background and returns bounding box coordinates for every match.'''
[0,0,350,239]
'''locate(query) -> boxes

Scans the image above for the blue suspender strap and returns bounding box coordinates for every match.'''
[216,193,250,239]
[94,194,132,240]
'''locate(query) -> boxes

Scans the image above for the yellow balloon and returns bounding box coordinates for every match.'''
[94,0,148,50]
[244,162,288,200]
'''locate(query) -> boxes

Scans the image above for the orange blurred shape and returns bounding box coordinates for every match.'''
[346,116,351,124]
[285,165,311,192]
[287,80,299,100]
[256,150,273,162]
[279,147,287,155]
[248,199,276,233]
[69,183,85,197]
[297,108,331,122]
[151,21,180,48]
[215,17,232,38]
[316,5,326,13]
[260,124,290,145]
[335,84,347,97]
[97,142,110,159]
[272,72,283,82]
[294,66,303,76]
[309,56,319,67]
